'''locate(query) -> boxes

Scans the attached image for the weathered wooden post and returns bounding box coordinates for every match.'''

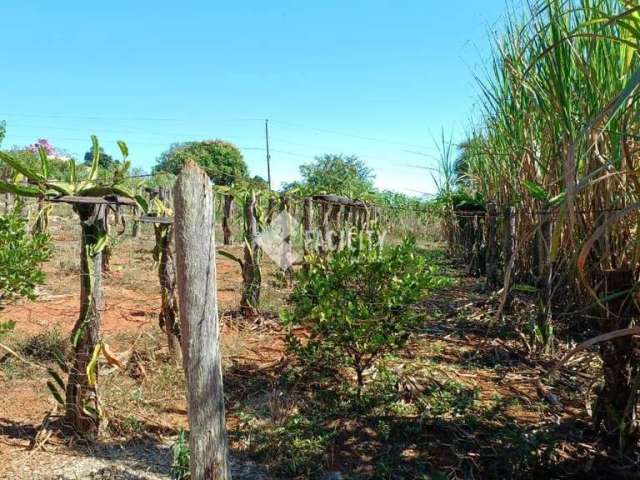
[131,205,141,237]
[342,204,351,227]
[498,207,516,315]
[101,207,112,273]
[468,214,481,276]
[240,191,262,316]
[280,194,294,285]
[303,198,313,238]
[155,187,181,365]
[114,202,122,228]
[319,201,330,255]
[33,197,49,234]
[65,203,107,437]
[222,194,234,245]
[485,202,499,291]
[174,161,231,480]
[302,197,313,270]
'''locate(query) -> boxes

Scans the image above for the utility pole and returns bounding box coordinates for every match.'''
[265,119,272,190]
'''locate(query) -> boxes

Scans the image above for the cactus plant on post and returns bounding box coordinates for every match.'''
[219,185,271,317]
[0,136,143,437]
[137,191,181,365]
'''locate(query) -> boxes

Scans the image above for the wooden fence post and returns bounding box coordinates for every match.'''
[101,207,112,273]
[320,202,330,255]
[485,202,498,290]
[65,203,107,437]
[302,198,313,270]
[156,187,181,365]
[174,161,231,480]
[241,191,261,316]
[468,214,482,276]
[222,194,234,245]
[280,194,293,285]
[498,207,516,316]
[131,205,141,237]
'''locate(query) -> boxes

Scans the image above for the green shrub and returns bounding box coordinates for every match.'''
[283,237,451,393]
[0,205,51,308]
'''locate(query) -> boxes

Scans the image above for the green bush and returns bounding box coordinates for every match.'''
[283,237,451,393]
[0,206,51,308]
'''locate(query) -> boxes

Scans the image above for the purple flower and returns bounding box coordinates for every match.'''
[28,138,56,156]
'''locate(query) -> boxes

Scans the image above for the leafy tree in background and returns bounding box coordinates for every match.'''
[84,145,119,169]
[295,153,374,198]
[0,121,6,148]
[248,175,269,190]
[154,140,248,186]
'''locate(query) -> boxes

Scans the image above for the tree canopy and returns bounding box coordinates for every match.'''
[154,140,248,186]
[294,154,374,198]
[84,145,119,169]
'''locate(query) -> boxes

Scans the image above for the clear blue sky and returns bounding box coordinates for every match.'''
[0,1,508,196]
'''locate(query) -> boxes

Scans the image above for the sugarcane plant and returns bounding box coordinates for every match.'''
[0,135,143,437]
[452,0,640,448]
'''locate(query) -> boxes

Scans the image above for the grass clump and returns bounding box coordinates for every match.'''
[19,327,68,362]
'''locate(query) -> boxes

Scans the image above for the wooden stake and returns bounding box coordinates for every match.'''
[222,194,234,246]
[173,161,231,480]
[240,191,261,316]
[485,202,498,290]
[498,207,516,316]
[303,198,313,271]
[65,203,106,437]
[156,187,181,366]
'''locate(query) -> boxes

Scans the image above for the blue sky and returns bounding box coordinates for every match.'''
[0,1,508,195]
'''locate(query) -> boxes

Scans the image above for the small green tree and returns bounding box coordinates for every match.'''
[283,238,450,394]
[0,205,51,307]
[0,204,51,349]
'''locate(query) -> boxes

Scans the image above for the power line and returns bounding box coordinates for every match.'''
[0,112,265,124]
[269,119,434,150]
